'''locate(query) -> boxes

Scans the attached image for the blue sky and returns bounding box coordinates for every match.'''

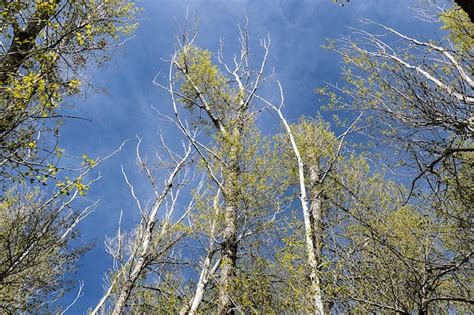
[58,0,447,312]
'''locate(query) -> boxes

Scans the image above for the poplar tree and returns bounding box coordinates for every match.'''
[156,25,288,313]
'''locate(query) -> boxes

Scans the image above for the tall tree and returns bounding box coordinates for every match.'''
[322,16,473,213]
[155,24,288,313]
[261,76,363,313]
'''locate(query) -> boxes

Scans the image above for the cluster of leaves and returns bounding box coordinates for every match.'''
[440,6,474,53]
[0,0,139,185]
[176,45,239,131]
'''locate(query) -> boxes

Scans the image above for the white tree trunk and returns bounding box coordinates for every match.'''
[91,145,191,315]
[274,106,325,315]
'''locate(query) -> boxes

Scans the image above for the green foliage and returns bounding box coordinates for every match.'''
[316,159,474,313]
[440,6,474,53]
[339,200,472,312]
[315,10,474,313]
[0,0,139,184]
[176,45,237,130]
[320,15,473,250]
[271,214,314,312]
[0,187,90,313]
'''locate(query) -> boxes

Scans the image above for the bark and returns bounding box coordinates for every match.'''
[217,204,238,314]
[309,165,323,265]
[273,106,325,315]
[308,164,325,314]
[111,235,184,314]
[112,262,143,315]
[181,190,222,315]
[180,254,220,315]
[218,138,240,315]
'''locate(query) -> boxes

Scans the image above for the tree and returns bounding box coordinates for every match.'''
[270,109,332,314]
[178,188,223,315]
[0,1,139,310]
[327,173,473,313]
[0,137,123,312]
[322,16,473,215]
[0,0,138,185]
[1,5,468,313]
[260,75,363,313]
[0,181,97,312]
[155,23,287,314]
[319,11,473,313]
[91,137,195,314]
[85,6,471,314]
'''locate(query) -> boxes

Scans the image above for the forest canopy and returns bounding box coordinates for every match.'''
[0,1,472,314]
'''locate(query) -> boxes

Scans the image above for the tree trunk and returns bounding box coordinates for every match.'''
[180,251,220,315]
[272,106,325,315]
[217,204,237,314]
[217,128,241,315]
[111,263,144,315]
[181,191,221,315]
[308,164,325,315]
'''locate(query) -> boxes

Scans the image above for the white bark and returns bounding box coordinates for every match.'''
[262,83,325,314]
[180,189,222,315]
[277,110,325,315]
[181,255,220,315]
[91,142,192,315]
[348,22,474,104]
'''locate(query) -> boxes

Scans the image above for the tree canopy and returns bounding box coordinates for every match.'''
[0,1,472,313]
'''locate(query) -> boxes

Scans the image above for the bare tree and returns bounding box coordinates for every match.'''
[91,137,195,315]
